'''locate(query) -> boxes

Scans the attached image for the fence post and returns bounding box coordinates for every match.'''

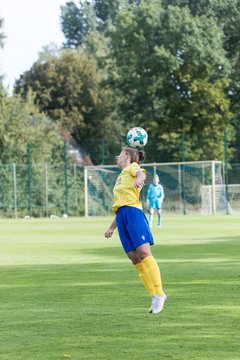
[224,131,229,214]
[45,163,49,216]
[153,162,157,176]
[211,161,216,215]
[73,163,78,208]
[12,163,17,218]
[181,134,186,215]
[64,142,68,215]
[84,167,88,217]
[27,144,32,216]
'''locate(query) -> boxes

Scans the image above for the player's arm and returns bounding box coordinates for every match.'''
[134,170,146,189]
[104,216,117,238]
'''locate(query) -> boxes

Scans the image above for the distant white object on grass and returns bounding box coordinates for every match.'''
[62,213,68,218]
[50,214,59,219]
[24,215,34,219]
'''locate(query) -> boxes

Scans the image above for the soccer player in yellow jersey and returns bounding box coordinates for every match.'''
[104,146,167,314]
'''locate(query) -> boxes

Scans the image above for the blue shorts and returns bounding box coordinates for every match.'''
[149,198,162,210]
[116,206,154,253]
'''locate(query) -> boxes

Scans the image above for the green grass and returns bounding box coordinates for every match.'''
[0,215,239,360]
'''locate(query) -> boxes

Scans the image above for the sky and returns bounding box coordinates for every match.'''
[0,0,68,92]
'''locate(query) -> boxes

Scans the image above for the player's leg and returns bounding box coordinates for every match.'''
[136,244,163,295]
[156,200,162,228]
[126,209,163,297]
[136,244,167,314]
[149,212,153,227]
[127,250,155,296]
[157,209,162,228]
[148,198,156,227]
[128,246,159,313]
[122,207,167,313]
[117,207,155,296]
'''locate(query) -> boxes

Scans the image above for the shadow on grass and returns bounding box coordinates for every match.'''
[66,236,240,261]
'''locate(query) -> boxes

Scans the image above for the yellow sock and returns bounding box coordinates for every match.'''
[142,255,163,296]
[134,261,155,296]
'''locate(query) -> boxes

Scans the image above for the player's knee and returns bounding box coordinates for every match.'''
[127,251,140,264]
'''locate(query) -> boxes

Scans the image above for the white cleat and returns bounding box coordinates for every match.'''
[149,297,154,313]
[150,293,167,314]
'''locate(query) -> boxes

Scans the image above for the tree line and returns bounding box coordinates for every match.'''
[1,0,240,165]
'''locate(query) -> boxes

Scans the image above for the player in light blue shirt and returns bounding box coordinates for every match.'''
[147,174,164,228]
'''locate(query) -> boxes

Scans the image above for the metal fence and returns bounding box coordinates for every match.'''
[0,161,240,218]
[84,161,240,216]
[0,163,84,218]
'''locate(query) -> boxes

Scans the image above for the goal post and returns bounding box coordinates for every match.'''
[201,184,240,215]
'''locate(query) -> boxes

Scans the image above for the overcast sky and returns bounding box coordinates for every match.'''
[0,0,68,92]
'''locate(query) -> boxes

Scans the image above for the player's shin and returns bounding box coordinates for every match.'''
[149,214,153,227]
[142,255,163,296]
[134,261,155,296]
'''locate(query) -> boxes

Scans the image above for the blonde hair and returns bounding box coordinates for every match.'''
[122,146,145,164]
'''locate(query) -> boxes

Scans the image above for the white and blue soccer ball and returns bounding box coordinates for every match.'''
[126,127,148,148]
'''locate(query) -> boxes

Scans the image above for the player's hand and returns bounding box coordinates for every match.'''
[134,171,146,189]
[134,178,145,189]
[104,228,114,238]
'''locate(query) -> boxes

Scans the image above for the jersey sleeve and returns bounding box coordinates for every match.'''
[129,163,146,177]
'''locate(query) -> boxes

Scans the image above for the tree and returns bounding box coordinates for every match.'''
[60,0,141,47]
[0,88,65,216]
[60,1,97,48]
[0,89,62,164]
[14,48,124,164]
[107,1,233,161]
[56,0,240,162]
[160,0,240,161]
[93,0,124,30]
[0,16,6,82]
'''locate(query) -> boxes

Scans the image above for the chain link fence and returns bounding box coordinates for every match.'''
[84,161,240,216]
[0,163,84,218]
[0,159,240,218]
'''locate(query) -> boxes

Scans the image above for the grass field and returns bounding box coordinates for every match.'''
[0,215,239,360]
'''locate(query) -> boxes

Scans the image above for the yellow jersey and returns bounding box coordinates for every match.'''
[112,162,146,213]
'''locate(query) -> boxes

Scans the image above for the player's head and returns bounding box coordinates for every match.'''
[153,174,160,185]
[116,146,145,168]
[122,146,145,164]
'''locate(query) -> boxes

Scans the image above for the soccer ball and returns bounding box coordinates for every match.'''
[126,127,148,148]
